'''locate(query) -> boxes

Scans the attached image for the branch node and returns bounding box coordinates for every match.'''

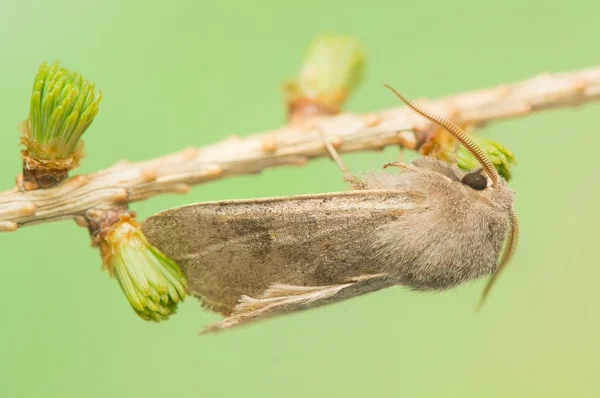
[261,138,278,152]
[571,78,588,93]
[21,202,37,216]
[364,113,382,127]
[140,168,157,183]
[293,156,309,166]
[67,174,89,188]
[181,147,198,160]
[495,85,511,97]
[112,189,129,201]
[113,159,130,167]
[0,221,18,231]
[329,136,343,148]
[206,165,224,177]
[398,131,418,149]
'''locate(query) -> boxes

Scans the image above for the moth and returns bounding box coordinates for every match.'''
[142,86,519,333]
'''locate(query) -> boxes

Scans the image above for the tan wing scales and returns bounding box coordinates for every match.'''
[141,190,422,315]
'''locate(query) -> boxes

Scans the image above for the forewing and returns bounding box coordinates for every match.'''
[141,190,420,314]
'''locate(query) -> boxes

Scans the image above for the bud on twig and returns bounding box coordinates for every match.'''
[98,215,187,322]
[19,61,102,188]
[421,125,516,180]
[284,34,364,122]
[456,136,516,180]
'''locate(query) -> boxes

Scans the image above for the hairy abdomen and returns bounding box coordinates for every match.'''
[372,202,509,290]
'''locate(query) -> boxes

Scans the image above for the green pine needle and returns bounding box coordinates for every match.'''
[287,34,364,103]
[26,61,102,159]
[107,221,187,322]
[456,136,517,181]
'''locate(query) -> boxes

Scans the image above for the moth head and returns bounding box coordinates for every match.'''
[383,84,501,190]
[383,84,519,305]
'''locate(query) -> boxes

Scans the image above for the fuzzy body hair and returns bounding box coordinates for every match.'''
[364,157,513,290]
[141,157,514,329]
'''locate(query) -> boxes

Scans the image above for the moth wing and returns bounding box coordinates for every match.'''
[141,190,422,315]
[201,273,390,333]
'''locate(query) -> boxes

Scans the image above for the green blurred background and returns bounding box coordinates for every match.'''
[1,1,598,397]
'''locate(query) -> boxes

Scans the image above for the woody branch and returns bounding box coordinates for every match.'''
[1,65,599,232]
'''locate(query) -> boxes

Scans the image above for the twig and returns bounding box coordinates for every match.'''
[1,66,599,231]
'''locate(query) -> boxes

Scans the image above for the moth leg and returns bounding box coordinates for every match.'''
[382,161,420,172]
[200,274,389,334]
[317,128,365,189]
[397,146,404,163]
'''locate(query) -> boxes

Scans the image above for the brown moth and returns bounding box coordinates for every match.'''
[141,86,519,333]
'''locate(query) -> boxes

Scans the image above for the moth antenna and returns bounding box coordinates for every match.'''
[383,84,500,186]
[479,210,520,307]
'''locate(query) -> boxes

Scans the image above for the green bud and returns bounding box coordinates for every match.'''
[21,61,102,161]
[284,34,364,116]
[298,34,364,97]
[456,136,517,181]
[102,219,187,322]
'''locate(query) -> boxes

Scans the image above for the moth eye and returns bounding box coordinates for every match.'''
[462,173,487,191]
